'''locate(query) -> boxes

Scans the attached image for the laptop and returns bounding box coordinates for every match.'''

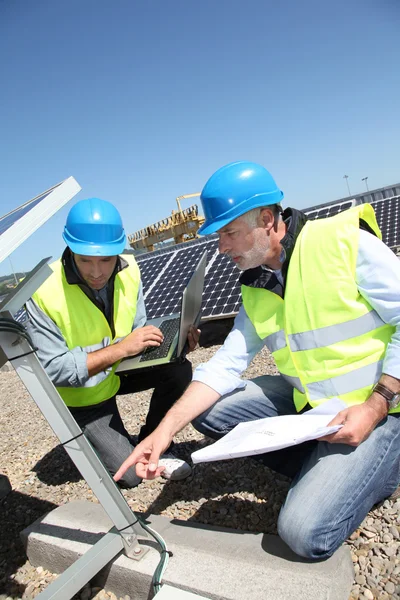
[116,250,207,373]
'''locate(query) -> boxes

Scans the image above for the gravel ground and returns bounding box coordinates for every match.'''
[0,345,399,600]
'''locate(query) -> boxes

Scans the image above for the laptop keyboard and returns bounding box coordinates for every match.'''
[139,317,180,362]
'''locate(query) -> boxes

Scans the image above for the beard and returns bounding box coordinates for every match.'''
[230,237,271,271]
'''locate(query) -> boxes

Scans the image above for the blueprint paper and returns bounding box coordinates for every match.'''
[191,398,346,464]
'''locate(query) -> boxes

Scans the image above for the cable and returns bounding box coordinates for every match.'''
[0,318,30,337]
[0,326,33,344]
[136,515,172,594]
[0,322,35,347]
[0,317,36,358]
[0,316,25,329]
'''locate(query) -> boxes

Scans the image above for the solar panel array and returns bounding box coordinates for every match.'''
[305,196,400,250]
[371,196,400,250]
[135,192,400,322]
[136,237,233,320]
[304,200,355,221]
[201,246,243,318]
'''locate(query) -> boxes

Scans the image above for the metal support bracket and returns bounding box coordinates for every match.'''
[34,530,124,600]
[0,319,150,599]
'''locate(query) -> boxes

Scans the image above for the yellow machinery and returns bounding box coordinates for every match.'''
[128,193,205,252]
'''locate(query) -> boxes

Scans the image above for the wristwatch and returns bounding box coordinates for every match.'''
[373,382,400,410]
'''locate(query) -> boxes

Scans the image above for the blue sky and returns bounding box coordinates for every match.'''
[0,0,399,276]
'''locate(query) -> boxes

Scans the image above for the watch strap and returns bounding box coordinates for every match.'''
[373,382,396,403]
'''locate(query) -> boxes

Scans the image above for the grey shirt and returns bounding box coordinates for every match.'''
[25,281,146,388]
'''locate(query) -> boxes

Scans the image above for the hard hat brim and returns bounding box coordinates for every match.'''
[198,216,239,236]
[62,232,127,256]
[198,190,284,236]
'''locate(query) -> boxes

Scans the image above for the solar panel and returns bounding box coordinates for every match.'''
[371,196,400,249]
[0,177,81,264]
[305,195,400,250]
[136,237,221,319]
[135,252,171,294]
[202,250,242,318]
[304,200,355,221]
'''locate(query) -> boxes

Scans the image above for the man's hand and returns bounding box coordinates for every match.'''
[114,428,173,481]
[318,402,386,447]
[187,325,201,353]
[119,325,164,358]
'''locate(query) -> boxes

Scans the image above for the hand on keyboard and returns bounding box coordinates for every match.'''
[140,318,180,362]
[118,325,164,358]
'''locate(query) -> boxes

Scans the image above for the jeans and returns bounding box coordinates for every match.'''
[70,358,192,488]
[192,375,400,559]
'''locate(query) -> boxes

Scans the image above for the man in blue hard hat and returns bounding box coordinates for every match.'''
[25,198,197,487]
[115,161,400,559]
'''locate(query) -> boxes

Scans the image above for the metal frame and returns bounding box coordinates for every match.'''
[0,180,150,600]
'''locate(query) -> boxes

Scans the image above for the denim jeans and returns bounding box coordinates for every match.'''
[70,358,192,488]
[192,375,400,559]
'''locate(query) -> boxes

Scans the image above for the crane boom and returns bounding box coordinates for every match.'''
[128,193,205,252]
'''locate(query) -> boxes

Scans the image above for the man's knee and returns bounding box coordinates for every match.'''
[100,449,142,488]
[118,470,142,489]
[191,409,228,441]
[162,358,192,389]
[277,503,340,560]
[191,412,211,437]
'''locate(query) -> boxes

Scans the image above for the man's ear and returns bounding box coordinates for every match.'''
[259,208,275,233]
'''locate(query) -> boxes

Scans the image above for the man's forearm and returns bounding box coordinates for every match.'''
[158,381,221,437]
[87,342,127,377]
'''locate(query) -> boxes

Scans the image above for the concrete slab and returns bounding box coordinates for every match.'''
[0,473,12,501]
[21,500,354,600]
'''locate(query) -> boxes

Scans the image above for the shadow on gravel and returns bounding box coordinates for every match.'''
[0,490,57,597]
[32,444,82,485]
[140,439,290,536]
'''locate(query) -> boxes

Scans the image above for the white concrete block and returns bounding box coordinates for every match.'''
[21,500,354,600]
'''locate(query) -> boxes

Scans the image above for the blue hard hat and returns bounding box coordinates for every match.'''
[198,161,284,235]
[63,198,126,256]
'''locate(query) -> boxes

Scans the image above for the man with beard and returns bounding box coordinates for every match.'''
[114,161,400,558]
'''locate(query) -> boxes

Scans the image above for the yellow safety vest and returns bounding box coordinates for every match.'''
[32,255,141,407]
[241,204,399,414]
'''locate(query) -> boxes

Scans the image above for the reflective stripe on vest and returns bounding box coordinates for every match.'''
[264,330,286,353]
[307,360,383,401]
[288,311,386,352]
[263,310,386,354]
[32,255,141,407]
[242,204,398,414]
[268,316,385,396]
